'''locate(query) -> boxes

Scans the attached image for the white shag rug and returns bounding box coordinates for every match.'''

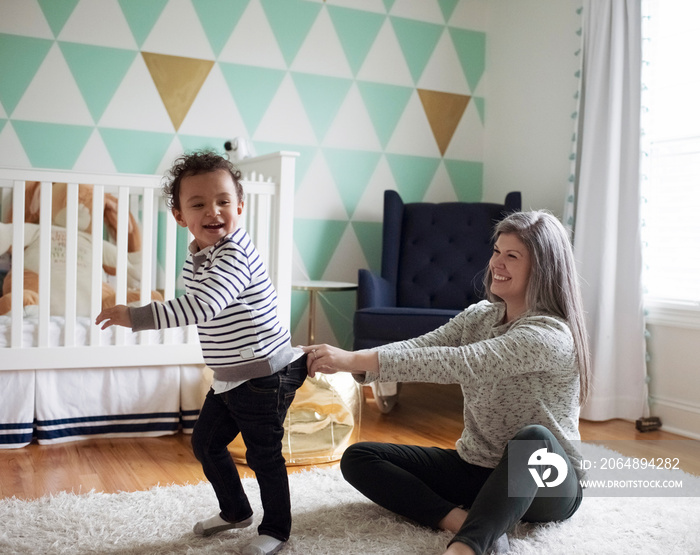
[1,444,699,555]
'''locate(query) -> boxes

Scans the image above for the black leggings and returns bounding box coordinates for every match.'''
[340,425,582,555]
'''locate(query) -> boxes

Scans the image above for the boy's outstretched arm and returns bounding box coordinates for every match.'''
[96,304,132,329]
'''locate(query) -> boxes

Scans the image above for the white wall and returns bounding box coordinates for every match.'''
[484,1,699,439]
[484,0,581,216]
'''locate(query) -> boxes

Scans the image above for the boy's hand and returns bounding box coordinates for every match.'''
[95,305,132,330]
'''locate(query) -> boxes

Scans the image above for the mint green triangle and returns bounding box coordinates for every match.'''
[324,148,380,218]
[327,6,385,76]
[444,159,483,202]
[291,289,308,340]
[193,0,249,57]
[219,63,285,135]
[319,290,356,350]
[449,27,486,93]
[253,141,317,192]
[294,219,347,280]
[178,135,228,156]
[390,16,443,83]
[13,121,92,169]
[438,0,459,22]
[118,0,168,47]
[357,81,412,148]
[38,0,79,37]
[351,221,383,273]
[99,128,173,174]
[385,154,440,202]
[0,34,53,115]
[59,42,137,122]
[291,72,352,142]
[473,96,485,124]
[382,0,396,12]
[260,0,322,66]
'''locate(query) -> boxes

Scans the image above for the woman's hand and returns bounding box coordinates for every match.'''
[95,305,132,330]
[302,344,378,378]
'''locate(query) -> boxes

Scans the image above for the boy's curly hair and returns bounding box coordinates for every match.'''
[163,150,243,211]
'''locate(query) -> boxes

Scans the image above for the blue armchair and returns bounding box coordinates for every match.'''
[353,190,521,411]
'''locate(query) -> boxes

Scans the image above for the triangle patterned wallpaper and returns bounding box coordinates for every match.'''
[0,0,487,348]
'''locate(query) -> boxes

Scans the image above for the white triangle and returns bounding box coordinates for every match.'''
[98,54,173,132]
[471,74,486,97]
[448,1,487,30]
[218,0,286,68]
[178,64,248,137]
[58,0,137,49]
[325,0,386,13]
[324,83,381,150]
[253,73,316,145]
[141,0,214,59]
[352,155,398,222]
[0,0,53,38]
[13,43,94,125]
[418,28,470,95]
[423,161,459,202]
[156,136,186,176]
[323,225,367,282]
[389,0,445,24]
[0,122,31,168]
[294,151,348,220]
[356,19,413,87]
[73,129,117,173]
[444,101,483,161]
[290,7,352,78]
[385,91,441,157]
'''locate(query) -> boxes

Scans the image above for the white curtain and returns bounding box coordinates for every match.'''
[574,0,647,420]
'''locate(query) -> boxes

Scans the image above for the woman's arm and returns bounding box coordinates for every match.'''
[302,344,378,378]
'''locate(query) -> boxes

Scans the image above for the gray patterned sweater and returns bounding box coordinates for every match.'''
[363,300,584,478]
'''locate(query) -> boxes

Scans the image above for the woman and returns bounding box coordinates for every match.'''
[303,211,590,555]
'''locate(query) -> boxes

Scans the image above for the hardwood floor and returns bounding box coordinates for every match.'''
[1,383,697,500]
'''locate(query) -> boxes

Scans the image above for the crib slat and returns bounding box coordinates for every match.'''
[139,188,154,345]
[37,182,53,348]
[162,209,177,345]
[114,186,130,346]
[63,183,79,346]
[10,181,25,348]
[90,185,104,346]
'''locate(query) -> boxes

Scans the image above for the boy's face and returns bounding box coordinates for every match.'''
[172,169,243,250]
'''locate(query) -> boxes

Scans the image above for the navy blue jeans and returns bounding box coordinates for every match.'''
[341,425,582,555]
[191,356,307,542]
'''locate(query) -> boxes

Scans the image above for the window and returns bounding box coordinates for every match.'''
[641,0,700,313]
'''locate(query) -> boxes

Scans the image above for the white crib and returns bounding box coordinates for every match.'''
[0,151,297,448]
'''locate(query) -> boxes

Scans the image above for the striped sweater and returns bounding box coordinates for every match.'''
[130,228,293,381]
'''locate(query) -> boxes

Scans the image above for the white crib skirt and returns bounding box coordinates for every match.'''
[0,370,35,448]
[34,364,207,445]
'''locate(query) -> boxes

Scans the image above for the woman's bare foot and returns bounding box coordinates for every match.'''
[443,541,476,555]
[438,507,469,534]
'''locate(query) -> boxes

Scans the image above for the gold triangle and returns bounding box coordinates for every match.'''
[142,52,214,131]
[417,89,470,156]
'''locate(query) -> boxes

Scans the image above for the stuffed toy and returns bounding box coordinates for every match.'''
[0,181,162,317]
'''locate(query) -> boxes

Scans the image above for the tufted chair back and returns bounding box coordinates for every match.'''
[353,190,521,351]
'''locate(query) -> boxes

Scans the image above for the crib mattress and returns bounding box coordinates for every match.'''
[0,310,207,448]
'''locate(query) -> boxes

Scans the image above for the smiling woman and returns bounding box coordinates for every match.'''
[301,210,592,555]
[488,233,532,323]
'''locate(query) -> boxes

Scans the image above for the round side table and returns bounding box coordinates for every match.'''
[292,280,357,344]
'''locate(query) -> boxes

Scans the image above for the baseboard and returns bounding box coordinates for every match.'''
[649,395,700,439]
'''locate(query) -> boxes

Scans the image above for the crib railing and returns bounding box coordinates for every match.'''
[0,152,296,370]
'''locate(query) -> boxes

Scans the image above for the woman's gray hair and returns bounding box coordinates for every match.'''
[484,210,590,405]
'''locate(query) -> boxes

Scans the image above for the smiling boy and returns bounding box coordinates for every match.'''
[96,151,306,555]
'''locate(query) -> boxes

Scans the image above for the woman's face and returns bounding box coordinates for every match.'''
[489,232,532,318]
